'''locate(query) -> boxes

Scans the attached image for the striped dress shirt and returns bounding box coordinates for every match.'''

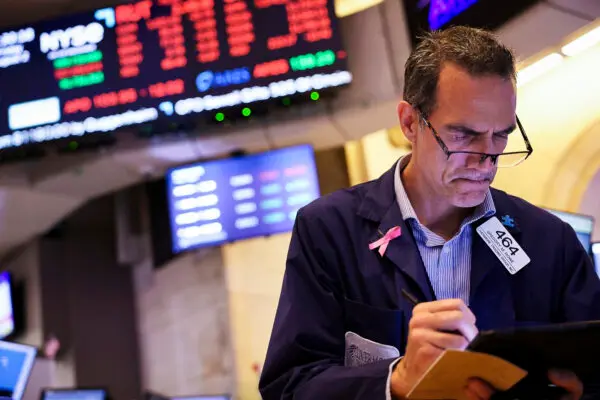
[393,156,496,304]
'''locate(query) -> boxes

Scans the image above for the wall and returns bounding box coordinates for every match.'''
[4,242,43,348]
[134,249,235,398]
[3,195,142,399]
[493,39,600,210]
[222,235,290,400]
[38,195,143,400]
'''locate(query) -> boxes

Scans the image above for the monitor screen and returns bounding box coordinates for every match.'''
[41,389,107,400]
[545,209,594,252]
[0,272,15,340]
[167,144,320,253]
[402,0,540,46]
[592,243,600,278]
[0,0,351,150]
[0,340,37,400]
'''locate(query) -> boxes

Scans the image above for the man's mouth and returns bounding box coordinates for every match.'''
[454,178,490,186]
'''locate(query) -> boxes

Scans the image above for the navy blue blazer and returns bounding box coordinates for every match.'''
[259,163,600,400]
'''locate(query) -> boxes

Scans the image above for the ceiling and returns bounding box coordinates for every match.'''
[0,0,598,256]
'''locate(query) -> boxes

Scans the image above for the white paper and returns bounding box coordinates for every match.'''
[477,217,530,275]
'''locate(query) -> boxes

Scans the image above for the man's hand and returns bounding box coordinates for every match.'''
[390,299,479,398]
[549,370,584,400]
[462,370,584,400]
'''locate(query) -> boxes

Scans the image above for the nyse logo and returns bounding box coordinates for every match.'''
[196,68,251,93]
[40,22,105,54]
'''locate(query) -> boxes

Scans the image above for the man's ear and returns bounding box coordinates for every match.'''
[397,101,419,145]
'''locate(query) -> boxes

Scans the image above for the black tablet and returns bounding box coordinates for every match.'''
[468,320,600,398]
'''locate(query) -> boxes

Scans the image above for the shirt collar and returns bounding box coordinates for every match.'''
[394,154,496,228]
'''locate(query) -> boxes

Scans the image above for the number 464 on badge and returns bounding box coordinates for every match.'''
[477,217,531,275]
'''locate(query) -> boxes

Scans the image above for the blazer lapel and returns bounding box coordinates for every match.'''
[357,162,435,303]
[372,201,435,303]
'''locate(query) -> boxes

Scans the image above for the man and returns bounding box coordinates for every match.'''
[259,26,600,399]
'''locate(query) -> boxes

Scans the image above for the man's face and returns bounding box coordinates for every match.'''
[416,63,517,208]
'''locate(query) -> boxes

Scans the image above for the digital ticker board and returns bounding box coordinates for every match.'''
[0,0,351,150]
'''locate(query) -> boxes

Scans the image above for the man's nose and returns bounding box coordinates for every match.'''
[465,153,496,172]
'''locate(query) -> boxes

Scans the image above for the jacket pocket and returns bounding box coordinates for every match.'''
[343,298,404,351]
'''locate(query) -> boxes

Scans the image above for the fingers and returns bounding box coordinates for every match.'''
[549,370,583,400]
[410,309,479,341]
[465,379,496,400]
[411,328,470,351]
[415,298,474,318]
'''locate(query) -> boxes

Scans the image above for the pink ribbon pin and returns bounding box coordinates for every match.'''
[369,226,401,256]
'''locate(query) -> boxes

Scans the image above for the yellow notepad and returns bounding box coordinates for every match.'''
[407,350,528,400]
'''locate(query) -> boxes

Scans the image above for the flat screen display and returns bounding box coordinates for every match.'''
[41,389,107,400]
[0,0,351,150]
[545,209,594,253]
[402,0,540,46]
[592,243,600,278]
[167,144,320,253]
[0,340,37,400]
[0,272,14,340]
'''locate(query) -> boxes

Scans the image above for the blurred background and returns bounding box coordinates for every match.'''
[0,0,599,399]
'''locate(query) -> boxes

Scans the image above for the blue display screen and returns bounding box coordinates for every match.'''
[426,0,480,30]
[0,272,14,340]
[0,341,36,400]
[42,390,106,400]
[402,0,540,46]
[166,144,320,253]
[545,209,594,252]
[592,243,600,278]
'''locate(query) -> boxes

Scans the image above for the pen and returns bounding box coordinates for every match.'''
[401,288,420,306]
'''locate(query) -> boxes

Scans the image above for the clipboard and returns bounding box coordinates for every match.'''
[467,320,600,398]
[407,321,600,399]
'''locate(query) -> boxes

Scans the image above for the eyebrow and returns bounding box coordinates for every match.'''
[444,123,517,136]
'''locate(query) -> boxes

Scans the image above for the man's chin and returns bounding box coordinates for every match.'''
[451,189,489,208]
[453,196,486,208]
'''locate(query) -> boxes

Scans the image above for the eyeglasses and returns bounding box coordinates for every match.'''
[419,114,533,168]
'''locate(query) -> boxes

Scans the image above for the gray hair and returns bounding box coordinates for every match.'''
[403,26,517,118]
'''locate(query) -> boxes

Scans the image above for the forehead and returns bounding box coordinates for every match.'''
[433,62,516,123]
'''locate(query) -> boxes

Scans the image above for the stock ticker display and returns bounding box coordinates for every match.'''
[0,0,351,150]
[166,144,320,252]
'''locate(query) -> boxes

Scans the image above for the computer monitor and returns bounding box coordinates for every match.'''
[0,340,37,400]
[544,209,594,253]
[40,389,107,400]
[0,272,15,340]
[166,144,321,253]
[592,243,600,278]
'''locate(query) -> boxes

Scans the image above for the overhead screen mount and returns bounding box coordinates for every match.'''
[0,0,352,153]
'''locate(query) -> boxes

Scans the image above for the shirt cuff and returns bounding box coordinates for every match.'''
[386,357,403,400]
